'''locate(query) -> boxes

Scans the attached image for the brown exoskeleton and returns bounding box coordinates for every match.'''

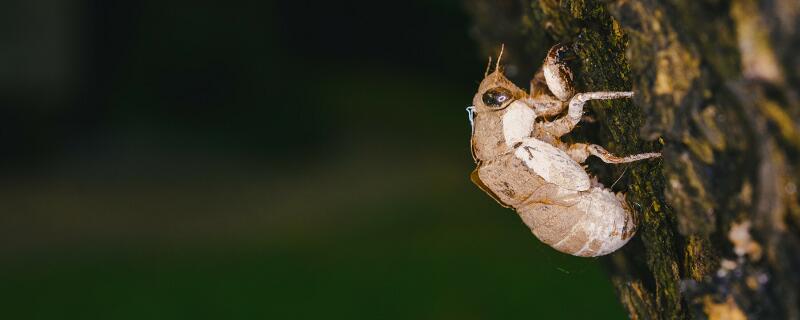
[467,44,660,257]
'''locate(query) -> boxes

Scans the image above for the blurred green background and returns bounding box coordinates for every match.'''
[0,0,626,318]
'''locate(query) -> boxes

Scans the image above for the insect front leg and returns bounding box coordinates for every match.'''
[566,143,661,164]
[538,91,634,138]
[530,68,551,99]
[530,99,564,118]
[542,44,576,102]
[530,66,567,118]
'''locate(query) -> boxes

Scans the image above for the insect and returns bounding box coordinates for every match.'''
[467,44,660,257]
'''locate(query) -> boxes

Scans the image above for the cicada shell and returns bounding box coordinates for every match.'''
[468,44,659,257]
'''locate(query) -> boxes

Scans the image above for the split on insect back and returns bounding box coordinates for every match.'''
[466,44,661,257]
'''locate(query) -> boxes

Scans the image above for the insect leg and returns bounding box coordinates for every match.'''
[542,44,577,102]
[530,68,550,98]
[538,91,633,138]
[565,91,634,128]
[567,143,660,164]
[530,99,564,118]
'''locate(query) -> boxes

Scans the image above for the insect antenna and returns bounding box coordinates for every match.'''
[484,56,493,77]
[495,44,505,72]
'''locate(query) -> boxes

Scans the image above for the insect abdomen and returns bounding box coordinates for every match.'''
[517,187,636,257]
[475,152,636,257]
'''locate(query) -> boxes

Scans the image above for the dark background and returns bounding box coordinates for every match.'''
[0,1,625,318]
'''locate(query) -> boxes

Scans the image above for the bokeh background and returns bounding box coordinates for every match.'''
[0,1,626,318]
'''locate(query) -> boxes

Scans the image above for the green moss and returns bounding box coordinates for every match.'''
[685,235,718,281]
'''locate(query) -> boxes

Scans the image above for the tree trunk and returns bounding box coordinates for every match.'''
[465,0,800,319]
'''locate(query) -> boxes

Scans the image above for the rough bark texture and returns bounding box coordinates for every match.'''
[466,0,800,319]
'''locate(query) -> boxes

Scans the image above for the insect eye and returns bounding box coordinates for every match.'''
[482,87,513,108]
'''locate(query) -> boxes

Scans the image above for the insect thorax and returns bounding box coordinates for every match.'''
[470,111,512,161]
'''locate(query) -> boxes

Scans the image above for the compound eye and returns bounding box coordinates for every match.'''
[481,87,513,109]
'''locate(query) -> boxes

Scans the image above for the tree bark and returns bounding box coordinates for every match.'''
[466,0,800,319]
